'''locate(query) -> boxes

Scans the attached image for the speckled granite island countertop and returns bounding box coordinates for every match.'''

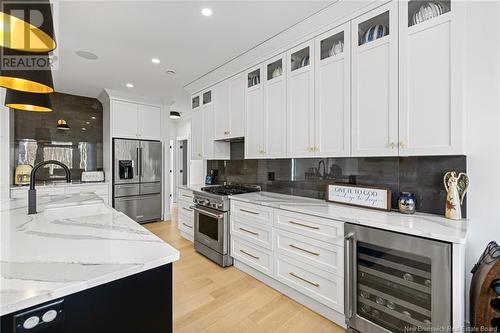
[229,191,468,244]
[0,193,179,316]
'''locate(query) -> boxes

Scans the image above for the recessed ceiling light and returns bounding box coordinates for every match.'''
[76,50,98,60]
[126,83,134,88]
[86,121,90,125]
[201,8,212,16]
[152,58,160,64]
[165,69,176,75]
[91,116,96,120]
[81,127,87,131]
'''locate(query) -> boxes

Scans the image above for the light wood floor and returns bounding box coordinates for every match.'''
[145,205,345,333]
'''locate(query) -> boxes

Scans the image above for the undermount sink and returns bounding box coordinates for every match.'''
[42,203,110,220]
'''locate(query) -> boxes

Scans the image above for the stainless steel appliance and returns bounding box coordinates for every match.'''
[113,138,162,224]
[344,224,451,333]
[193,185,260,267]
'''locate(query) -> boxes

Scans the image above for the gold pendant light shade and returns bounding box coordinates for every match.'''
[5,89,52,112]
[0,2,56,52]
[0,72,54,93]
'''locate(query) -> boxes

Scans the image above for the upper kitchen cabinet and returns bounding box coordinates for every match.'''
[399,0,465,155]
[214,73,245,140]
[263,53,287,158]
[200,89,230,160]
[314,23,351,158]
[351,2,398,157]
[191,93,203,160]
[245,65,264,159]
[287,40,315,157]
[111,100,162,140]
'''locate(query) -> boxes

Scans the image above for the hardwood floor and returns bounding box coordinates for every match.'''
[145,206,345,333]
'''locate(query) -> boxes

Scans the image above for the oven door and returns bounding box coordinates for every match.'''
[193,205,227,255]
[345,223,451,333]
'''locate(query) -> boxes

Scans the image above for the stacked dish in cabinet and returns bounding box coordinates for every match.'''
[178,188,195,241]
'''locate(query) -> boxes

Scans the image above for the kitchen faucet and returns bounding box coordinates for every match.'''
[28,160,71,215]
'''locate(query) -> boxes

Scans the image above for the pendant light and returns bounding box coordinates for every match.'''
[0,49,54,93]
[5,89,52,112]
[0,0,56,52]
[170,111,181,119]
[56,119,70,130]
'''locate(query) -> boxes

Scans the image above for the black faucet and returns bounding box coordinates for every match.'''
[28,160,71,215]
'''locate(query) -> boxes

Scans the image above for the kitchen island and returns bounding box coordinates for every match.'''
[0,193,179,332]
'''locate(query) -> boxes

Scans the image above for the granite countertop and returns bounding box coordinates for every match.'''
[229,191,468,244]
[0,193,179,316]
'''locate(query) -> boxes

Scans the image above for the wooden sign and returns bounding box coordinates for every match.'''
[326,183,391,211]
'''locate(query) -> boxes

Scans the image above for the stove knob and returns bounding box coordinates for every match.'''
[217,203,223,209]
[204,199,210,205]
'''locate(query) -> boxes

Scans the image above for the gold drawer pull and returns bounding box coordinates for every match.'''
[182,194,192,198]
[182,207,192,212]
[240,208,259,215]
[289,244,320,256]
[239,228,258,236]
[288,220,319,230]
[289,272,320,287]
[182,223,193,229]
[240,249,259,260]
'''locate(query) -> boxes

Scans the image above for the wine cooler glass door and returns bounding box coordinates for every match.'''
[345,224,451,333]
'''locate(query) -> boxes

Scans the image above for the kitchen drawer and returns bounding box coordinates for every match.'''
[275,254,344,312]
[230,200,273,224]
[231,215,273,250]
[67,184,109,196]
[275,228,343,277]
[178,200,194,215]
[274,209,344,245]
[231,236,273,277]
[179,214,194,235]
[178,188,194,202]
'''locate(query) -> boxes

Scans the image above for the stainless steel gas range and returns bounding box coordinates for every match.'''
[192,185,260,267]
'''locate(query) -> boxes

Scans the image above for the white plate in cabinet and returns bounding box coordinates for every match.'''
[398,2,465,156]
[274,209,344,246]
[314,22,351,157]
[351,2,399,157]
[231,236,273,277]
[230,200,273,225]
[275,253,344,312]
[287,40,315,157]
[275,228,343,277]
[231,215,273,250]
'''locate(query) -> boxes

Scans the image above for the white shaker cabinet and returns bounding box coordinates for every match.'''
[314,23,351,158]
[399,0,465,156]
[111,100,162,140]
[287,41,315,158]
[263,53,287,158]
[190,94,203,160]
[245,65,264,159]
[351,2,399,157]
[214,73,245,140]
[201,90,230,160]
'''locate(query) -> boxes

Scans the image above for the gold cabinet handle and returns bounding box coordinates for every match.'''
[289,272,320,287]
[240,209,259,215]
[182,194,192,198]
[389,142,396,149]
[288,220,319,230]
[289,244,320,256]
[239,227,259,236]
[182,223,193,229]
[240,249,259,260]
[182,207,192,212]
[399,142,405,149]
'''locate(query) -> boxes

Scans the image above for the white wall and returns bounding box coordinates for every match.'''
[0,88,10,199]
[464,0,500,317]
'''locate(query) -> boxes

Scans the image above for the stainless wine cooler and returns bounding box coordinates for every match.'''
[344,224,451,333]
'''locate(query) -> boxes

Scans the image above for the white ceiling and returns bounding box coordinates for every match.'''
[53,1,333,109]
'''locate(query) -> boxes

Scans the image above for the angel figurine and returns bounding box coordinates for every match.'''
[443,171,469,220]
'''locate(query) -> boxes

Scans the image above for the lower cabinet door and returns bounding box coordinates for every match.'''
[275,254,344,313]
[231,236,273,277]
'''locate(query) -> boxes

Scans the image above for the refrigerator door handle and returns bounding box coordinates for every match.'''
[345,232,355,321]
[136,147,141,177]
[140,147,144,177]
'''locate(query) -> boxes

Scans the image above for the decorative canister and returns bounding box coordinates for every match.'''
[398,192,416,214]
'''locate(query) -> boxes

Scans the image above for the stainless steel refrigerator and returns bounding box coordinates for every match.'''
[113,138,162,223]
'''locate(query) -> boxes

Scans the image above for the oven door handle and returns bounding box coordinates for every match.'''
[345,232,355,321]
[191,206,223,219]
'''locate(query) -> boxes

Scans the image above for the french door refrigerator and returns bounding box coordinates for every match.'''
[113,138,162,223]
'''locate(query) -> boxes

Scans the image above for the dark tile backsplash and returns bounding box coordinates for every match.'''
[207,143,466,216]
[12,92,103,183]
